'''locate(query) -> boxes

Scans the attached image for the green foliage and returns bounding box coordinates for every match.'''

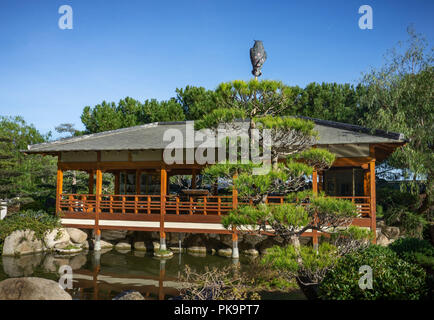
[319,245,427,300]
[360,27,434,211]
[0,210,60,251]
[329,225,374,242]
[0,116,56,206]
[216,79,300,118]
[270,204,309,229]
[201,161,258,185]
[385,206,427,238]
[262,243,339,284]
[254,115,316,135]
[310,196,358,219]
[80,97,185,133]
[291,148,336,170]
[293,82,366,124]
[234,173,273,203]
[176,86,219,120]
[376,187,426,238]
[194,108,246,130]
[389,238,434,270]
[221,204,269,229]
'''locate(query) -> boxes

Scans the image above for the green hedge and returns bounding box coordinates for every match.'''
[319,245,427,300]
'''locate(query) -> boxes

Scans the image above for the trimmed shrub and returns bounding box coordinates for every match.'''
[319,245,427,300]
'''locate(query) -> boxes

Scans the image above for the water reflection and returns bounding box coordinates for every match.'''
[0,249,237,300]
[0,250,305,300]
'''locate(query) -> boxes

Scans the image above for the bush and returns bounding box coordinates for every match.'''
[0,210,60,251]
[319,245,427,300]
[262,243,339,284]
[389,238,434,270]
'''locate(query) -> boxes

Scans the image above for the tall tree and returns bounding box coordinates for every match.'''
[360,27,433,219]
[0,116,56,209]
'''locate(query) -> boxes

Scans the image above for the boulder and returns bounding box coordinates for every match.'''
[217,248,232,257]
[0,277,72,300]
[2,230,44,256]
[152,241,160,251]
[382,226,400,240]
[115,242,131,251]
[242,248,259,257]
[44,228,70,250]
[113,290,145,300]
[66,228,88,244]
[101,230,128,241]
[154,250,174,258]
[133,241,147,252]
[187,246,207,254]
[92,239,113,249]
[376,233,393,246]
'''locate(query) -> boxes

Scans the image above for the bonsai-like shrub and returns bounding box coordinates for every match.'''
[262,243,339,284]
[319,245,427,300]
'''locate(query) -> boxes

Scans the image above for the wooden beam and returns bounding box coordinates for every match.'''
[56,168,63,215]
[191,169,197,189]
[88,170,94,194]
[312,169,318,248]
[312,170,318,195]
[332,157,373,167]
[95,169,103,234]
[369,160,376,243]
[160,167,167,240]
[114,171,120,194]
[136,169,141,195]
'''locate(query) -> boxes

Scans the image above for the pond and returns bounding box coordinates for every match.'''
[0,249,306,300]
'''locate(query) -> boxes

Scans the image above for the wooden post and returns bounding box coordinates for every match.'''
[232,174,238,210]
[312,170,318,250]
[160,167,167,251]
[369,160,377,243]
[88,170,94,194]
[136,170,141,195]
[94,169,103,251]
[232,174,239,258]
[56,168,63,215]
[191,169,197,189]
[114,171,120,194]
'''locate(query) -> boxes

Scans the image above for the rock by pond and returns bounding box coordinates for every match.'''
[2,230,44,256]
[0,277,72,300]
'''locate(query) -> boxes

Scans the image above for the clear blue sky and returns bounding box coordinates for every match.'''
[0,0,433,136]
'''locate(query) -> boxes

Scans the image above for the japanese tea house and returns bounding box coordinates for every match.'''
[25,117,406,246]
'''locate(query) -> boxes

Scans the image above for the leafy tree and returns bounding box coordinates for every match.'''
[80,97,185,133]
[0,116,56,210]
[196,80,361,250]
[176,86,219,120]
[359,27,433,237]
[291,82,366,125]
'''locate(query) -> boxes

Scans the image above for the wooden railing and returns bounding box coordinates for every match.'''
[58,194,371,218]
